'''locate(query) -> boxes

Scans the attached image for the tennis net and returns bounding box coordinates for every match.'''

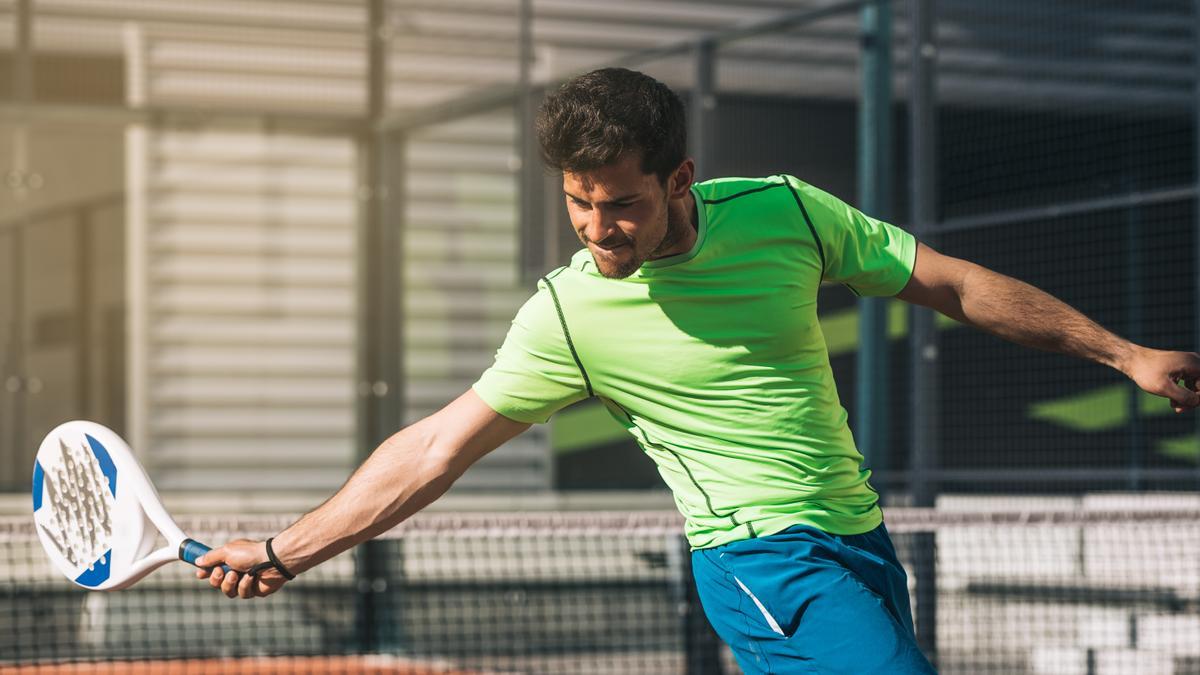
[3,504,1200,674]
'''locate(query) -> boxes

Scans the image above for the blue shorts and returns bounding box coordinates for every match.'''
[691,521,937,674]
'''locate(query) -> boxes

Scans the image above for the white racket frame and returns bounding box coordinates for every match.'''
[32,420,198,591]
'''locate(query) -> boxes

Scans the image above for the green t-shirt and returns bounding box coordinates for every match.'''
[473,175,917,549]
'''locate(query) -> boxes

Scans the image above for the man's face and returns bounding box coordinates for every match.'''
[562,153,674,279]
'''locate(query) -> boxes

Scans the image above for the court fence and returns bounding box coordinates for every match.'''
[4,502,1200,674]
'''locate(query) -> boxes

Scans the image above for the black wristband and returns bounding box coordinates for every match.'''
[265,537,297,580]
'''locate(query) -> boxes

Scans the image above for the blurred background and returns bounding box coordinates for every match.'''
[1,0,1199,673]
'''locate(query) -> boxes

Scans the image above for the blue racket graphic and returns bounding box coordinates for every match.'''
[31,420,229,590]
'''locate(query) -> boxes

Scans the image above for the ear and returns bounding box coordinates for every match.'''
[667,158,695,200]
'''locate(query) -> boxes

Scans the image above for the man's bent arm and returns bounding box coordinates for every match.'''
[896,241,1200,412]
[270,390,530,575]
[198,389,530,593]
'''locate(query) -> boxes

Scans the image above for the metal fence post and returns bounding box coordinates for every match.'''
[669,534,724,675]
[1194,0,1200,489]
[356,0,401,653]
[76,210,92,418]
[517,0,546,282]
[690,38,716,181]
[909,0,940,665]
[1123,165,1144,491]
[856,0,894,503]
[6,0,33,477]
[15,0,32,102]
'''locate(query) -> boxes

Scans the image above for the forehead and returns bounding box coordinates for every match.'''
[562,153,655,198]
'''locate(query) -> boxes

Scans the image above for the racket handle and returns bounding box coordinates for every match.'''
[179,538,232,573]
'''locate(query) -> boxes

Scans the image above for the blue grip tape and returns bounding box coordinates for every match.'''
[179,539,231,573]
[32,460,44,512]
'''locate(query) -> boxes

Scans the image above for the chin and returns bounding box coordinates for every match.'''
[591,249,643,279]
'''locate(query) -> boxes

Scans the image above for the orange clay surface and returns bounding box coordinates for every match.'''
[0,656,482,675]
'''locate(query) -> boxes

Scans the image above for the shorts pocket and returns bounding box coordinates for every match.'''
[733,575,787,637]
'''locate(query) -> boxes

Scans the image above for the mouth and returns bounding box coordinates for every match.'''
[591,241,629,253]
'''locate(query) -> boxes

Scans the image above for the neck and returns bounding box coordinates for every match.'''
[650,189,698,260]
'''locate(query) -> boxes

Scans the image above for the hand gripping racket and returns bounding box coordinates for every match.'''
[31,420,230,590]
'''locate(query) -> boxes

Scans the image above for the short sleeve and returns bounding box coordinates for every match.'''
[785,175,917,297]
[471,279,590,424]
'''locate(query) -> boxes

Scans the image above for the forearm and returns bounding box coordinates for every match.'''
[952,263,1140,374]
[194,391,527,597]
[269,420,459,575]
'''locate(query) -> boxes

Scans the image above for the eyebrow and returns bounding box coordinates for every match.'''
[563,191,640,205]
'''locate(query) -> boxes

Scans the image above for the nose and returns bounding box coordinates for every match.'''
[582,208,618,245]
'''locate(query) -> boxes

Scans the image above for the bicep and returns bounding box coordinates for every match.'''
[423,389,532,473]
[895,241,974,321]
[787,177,917,296]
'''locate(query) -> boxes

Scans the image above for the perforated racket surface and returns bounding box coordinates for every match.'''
[31,420,227,590]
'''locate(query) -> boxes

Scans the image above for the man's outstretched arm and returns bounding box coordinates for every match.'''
[895,241,1200,413]
[195,390,530,598]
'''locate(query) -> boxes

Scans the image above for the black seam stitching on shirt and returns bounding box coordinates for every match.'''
[541,275,594,397]
[845,283,862,296]
[701,181,787,205]
[784,178,827,283]
[667,445,739,528]
[544,266,568,281]
[607,399,739,528]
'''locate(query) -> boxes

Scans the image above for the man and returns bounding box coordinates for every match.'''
[197,68,1200,673]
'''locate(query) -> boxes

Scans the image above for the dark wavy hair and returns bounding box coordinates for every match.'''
[535,68,687,184]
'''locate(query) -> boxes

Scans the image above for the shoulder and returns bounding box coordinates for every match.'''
[693,176,792,206]
[775,175,851,215]
[525,262,593,322]
[564,249,594,274]
[511,272,565,328]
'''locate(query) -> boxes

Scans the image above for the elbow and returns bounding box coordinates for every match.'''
[950,261,996,324]
[418,426,478,488]
[397,421,461,489]
[392,443,459,511]
[413,420,460,482]
[422,444,463,485]
[943,264,974,322]
[898,243,975,323]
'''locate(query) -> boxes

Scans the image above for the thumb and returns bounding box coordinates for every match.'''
[195,545,224,568]
[1165,379,1200,409]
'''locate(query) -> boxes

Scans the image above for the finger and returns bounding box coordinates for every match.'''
[196,568,209,579]
[195,547,229,573]
[209,565,224,589]
[1179,355,1200,379]
[222,570,240,598]
[238,570,255,599]
[1164,379,1200,409]
[195,548,218,568]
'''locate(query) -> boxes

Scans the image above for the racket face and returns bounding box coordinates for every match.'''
[32,421,158,590]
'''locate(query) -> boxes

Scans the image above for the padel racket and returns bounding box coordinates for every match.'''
[31,420,230,590]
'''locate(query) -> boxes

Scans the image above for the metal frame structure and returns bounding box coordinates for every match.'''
[1195,0,1200,490]
[856,0,894,500]
[5,0,1200,666]
[907,0,939,661]
[0,0,1189,508]
[354,0,400,652]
